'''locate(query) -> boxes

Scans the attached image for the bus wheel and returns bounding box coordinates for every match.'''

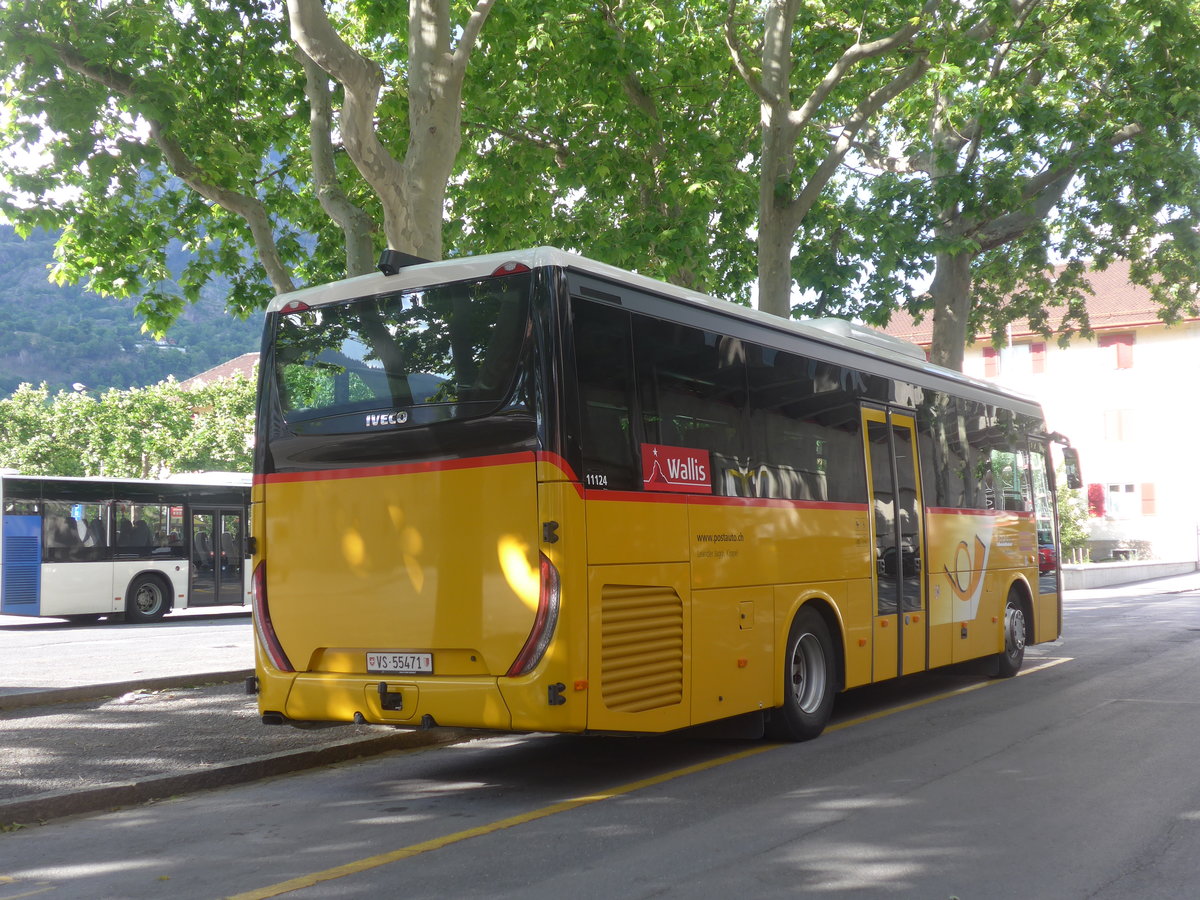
[767,606,836,742]
[995,588,1027,678]
[126,575,169,624]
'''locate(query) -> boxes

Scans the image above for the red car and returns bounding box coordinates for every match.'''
[1038,541,1058,573]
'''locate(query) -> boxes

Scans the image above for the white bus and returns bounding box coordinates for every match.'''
[0,473,251,623]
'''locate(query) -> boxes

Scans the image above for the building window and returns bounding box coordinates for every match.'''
[1106,483,1138,518]
[982,346,998,377]
[986,341,1047,377]
[1001,341,1047,375]
[1098,332,1134,369]
[1103,409,1135,441]
[1141,483,1156,516]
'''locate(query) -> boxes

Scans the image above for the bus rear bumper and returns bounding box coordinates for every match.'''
[268,672,514,730]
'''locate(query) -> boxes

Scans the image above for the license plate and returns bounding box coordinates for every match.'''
[366,652,433,674]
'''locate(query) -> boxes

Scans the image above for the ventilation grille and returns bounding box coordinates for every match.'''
[2,535,41,609]
[600,584,684,713]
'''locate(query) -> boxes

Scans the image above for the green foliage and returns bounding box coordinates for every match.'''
[0,376,254,478]
[1056,481,1091,558]
[455,0,759,301]
[845,0,1200,352]
[0,1,326,325]
[3,0,1199,372]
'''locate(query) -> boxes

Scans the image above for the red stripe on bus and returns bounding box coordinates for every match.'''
[259,452,870,514]
[584,490,866,512]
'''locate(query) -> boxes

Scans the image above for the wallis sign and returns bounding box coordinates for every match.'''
[640,443,712,494]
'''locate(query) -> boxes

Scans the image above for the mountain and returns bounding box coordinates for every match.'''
[0,226,263,395]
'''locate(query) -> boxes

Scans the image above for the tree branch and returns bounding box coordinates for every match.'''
[287,0,411,250]
[451,0,497,79]
[974,123,1144,250]
[724,0,771,106]
[42,30,296,295]
[786,50,933,231]
[789,0,940,131]
[295,45,376,276]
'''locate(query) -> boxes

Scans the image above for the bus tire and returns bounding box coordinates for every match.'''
[767,606,836,742]
[995,587,1027,678]
[125,574,170,624]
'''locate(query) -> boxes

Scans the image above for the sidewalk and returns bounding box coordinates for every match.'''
[1062,567,1200,601]
[0,610,473,829]
[0,674,471,826]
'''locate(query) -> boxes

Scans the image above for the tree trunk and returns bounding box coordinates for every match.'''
[754,1,797,319]
[288,0,493,265]
[757,203,795,318]
[928,249,975,371]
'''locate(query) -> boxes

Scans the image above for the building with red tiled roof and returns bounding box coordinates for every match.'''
[881,263,1200,562]
[885,260,1181,345]
[178,352,259,391]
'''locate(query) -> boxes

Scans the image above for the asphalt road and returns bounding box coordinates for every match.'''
[2,574,1200,899]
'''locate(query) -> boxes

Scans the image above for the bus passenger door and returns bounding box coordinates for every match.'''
[189,508,247,607]
[863,409,927,680]
[1029,442,1062,641]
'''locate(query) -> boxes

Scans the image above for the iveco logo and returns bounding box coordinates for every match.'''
[365,410,410,427]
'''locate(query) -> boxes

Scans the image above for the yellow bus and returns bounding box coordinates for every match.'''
[250,248,1077,741]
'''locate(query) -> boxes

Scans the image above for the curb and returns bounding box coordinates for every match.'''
[0,726,473,826]
[0,670,254,712]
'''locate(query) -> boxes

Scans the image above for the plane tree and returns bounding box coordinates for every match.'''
[724,0,943,318]
[0,376,254,477]
[0,0,496,333]
[453,0,760,299]
[847,0,1200,369]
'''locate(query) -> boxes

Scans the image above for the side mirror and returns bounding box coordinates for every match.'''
[1062,447,1082,490]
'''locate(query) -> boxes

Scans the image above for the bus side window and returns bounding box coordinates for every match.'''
[634,317,747,495]
[959,399,1001,511]
[570,298,638,491]
[41,500,106,562]
[747,345,866,504]
[989,448,1031,512]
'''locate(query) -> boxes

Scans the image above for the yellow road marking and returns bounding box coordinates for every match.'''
[0,886,56,899]
[226,744,773,900]
[228,657,1071,900]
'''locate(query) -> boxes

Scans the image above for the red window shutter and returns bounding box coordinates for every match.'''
[983,346,998,377]
[1098,333,1134,369]
[1141,483,1156,515]
[1031,342,1046,374]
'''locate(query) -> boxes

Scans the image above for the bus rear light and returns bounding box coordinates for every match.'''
[252,561,294,673]
[280,300,311,313]
[506,552,561,677]
[491,261,531,277]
